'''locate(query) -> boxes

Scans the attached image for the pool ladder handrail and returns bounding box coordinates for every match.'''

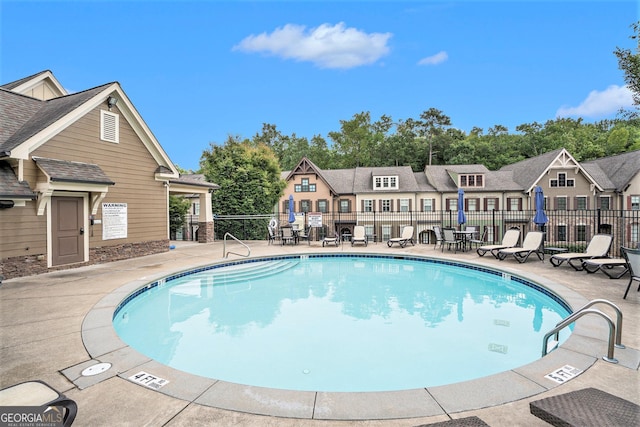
[542,299,623,364]
[223,232,251,259]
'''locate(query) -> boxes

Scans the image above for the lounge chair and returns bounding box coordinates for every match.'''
[497,231,545,263]
[322,231,339,247]
[476,228,521,258]
[351,225,367,246]
[387,226,414,248]
[549,234,613,270]
[583,254,629,279]
[433,225,444,249]
[0,380,77,427]
[442,228,463,253]
[621,247,640,299]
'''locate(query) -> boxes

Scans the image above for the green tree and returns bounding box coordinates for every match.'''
[200,137,286,238]
[614,21,640,116]
[169,195,191,236]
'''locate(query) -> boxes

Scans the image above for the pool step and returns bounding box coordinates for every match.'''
[189,260,300,285]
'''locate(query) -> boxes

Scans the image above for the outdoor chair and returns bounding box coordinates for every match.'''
[267,225,278,245]
[0,380,77,427]
[468,227,487,249]
[432,225,444,250]
[442,227,463,253]
[476,228,521,258]
[387,226,415,248]
[583,250,629,279]
[549,234,613,270]
[351,225,368,246]
[297,226,312,245]
[322,231,339,247]
[621,247,640,299]
[497,231,545,263]
[281,227,295,245]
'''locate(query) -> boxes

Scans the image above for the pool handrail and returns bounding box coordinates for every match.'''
[223,232,251,259]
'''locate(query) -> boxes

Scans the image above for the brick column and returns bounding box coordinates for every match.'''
[198,221,215,243]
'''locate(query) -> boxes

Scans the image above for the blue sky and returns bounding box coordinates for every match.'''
[1,1,637,171]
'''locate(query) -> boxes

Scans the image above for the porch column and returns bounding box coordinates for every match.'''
[198,191,215,243]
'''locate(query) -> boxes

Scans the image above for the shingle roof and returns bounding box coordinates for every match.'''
[171,173,219,189]
[322,169,356,194]
[33,157,115,185]
[582,150,640,192]
[0,161,36,199]
[414,172,436,192]
[353,166,419,193]
[0,84,112,154]
[498,148,564,189]
[0,70,51,91]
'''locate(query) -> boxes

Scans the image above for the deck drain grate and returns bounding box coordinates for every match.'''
[81,362,112,376]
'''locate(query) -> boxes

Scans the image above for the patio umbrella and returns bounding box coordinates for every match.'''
[457,188,466,226]
[288,195,295,223]
[533,185,548,228]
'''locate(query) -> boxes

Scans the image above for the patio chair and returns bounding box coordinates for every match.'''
[322,231,339,247]
[0,380,77,427]
[267,225,278,245]
[351,225,367,246]
[297,226,312,245]
[476,228,521,258]
[497,231,545,263]
[621,247,640,299]
[549,234,613,270]
[442,227,463,253]
[468,227,487,249]
[387,226,414,248]
[432,225,444,249]
[583,251,629,279]
[281,227,295,245]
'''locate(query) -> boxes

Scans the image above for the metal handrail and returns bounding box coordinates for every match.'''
[542,308,618,363]
[223,232,250,259]
[559,299,624,349]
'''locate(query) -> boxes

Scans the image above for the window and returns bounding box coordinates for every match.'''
[193,202,200,215]
[399,199,409,212]
[423,199,433,212]
[556,224,567,242]
[317,200,328,213]
[295,178,316,192]
[363,199,373,212]
[632,196,640,210]
[486,198,496,211]
[365,225,374,240]
[460,174,484,187]
[632,223,639,243]
[447,199,457,211]
[600,196,610,210]
[575,224,587,241]
[381,225,391,241]
[550,172,574,188]
[300,200,311,212]
[373,175,398,190]
[467,198,477,211]
[508,197,521,211]
[381,200,391,212]
[576,196,587,210]
[339,200,350,213]
[100,110,119,143]
[556,196,567,210]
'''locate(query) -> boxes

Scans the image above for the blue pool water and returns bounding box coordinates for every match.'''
[113,255,571,392]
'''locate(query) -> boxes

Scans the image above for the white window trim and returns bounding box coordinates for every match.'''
[373,175,399,190]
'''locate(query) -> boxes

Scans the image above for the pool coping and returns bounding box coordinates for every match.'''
[72,252,635,420]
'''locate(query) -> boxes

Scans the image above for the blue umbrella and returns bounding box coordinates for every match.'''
[288,195,295,223]
[457,188,466,225]
[533,186,548,226]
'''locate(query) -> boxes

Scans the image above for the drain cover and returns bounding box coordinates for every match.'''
[81,362,112,376]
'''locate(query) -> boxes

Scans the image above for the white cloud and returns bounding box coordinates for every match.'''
[556,85,634,118]
[418,51,448,66]
[233,22,392,69]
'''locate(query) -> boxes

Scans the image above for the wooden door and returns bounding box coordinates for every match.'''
[52,197,84,266]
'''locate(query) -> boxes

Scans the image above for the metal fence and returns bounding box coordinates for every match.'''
[209,210,640,257]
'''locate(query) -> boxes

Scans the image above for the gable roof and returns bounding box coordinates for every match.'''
[285,157,343,195]
[582,149,640,192]
[1,70,66,96]
[353,165,419,193]
[423,164,521,192]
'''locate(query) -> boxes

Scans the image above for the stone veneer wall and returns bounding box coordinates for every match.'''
[198,221,215,243]
[0,239,169,281]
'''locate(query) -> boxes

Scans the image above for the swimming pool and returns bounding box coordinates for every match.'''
[113,254,572,393]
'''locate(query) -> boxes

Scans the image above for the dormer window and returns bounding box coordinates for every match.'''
[459,174,483,187]
[373,175,398,190]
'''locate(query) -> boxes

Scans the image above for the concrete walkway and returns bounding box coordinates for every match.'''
[1,240,638,426]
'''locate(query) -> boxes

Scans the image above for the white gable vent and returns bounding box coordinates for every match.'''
[101,110,119,143]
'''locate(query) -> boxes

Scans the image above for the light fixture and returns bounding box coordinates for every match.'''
[107,96,118,110]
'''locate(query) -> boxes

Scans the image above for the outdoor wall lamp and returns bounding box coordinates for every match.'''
[107,96,118,110]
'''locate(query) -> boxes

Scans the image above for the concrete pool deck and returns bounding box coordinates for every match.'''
[1,240,638,426]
